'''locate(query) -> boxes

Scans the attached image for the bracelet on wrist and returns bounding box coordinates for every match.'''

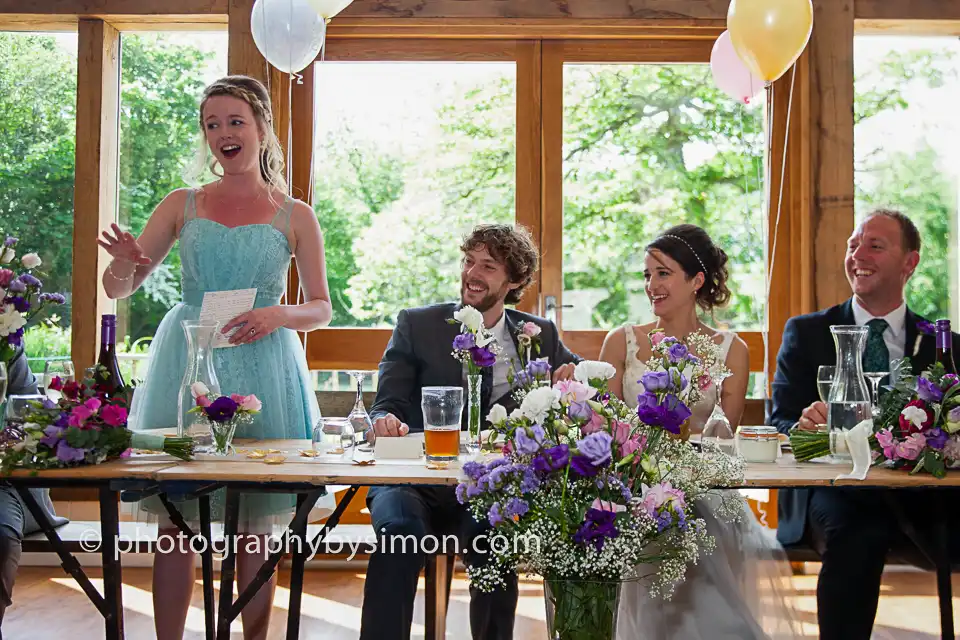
[106,261,135,283]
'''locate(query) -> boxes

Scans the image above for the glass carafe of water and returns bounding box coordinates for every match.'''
[827,325,873,461]
[178,320,221,451]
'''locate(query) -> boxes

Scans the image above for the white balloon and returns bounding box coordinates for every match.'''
[307,0,354,19]
[251,0,327,74]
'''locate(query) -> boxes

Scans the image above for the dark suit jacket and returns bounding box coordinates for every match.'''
[371,303,581,433]
[6,347,38,396]
[771,299,960,545]
[3,347,68,536]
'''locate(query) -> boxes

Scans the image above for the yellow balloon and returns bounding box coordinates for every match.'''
[727,0,813,83]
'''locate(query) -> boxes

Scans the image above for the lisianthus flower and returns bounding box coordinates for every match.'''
[514,424,546,455]
[532,444,569,474]
[452,333,476,350]
[667,342,689,363]
[55,440,86,463]
[469,346,496,368]
[577,431,613,467]
[204,396,239,423]
[573,508,619,551]
[926,428,948,451]
[917,376,943,404]
[640,371,671,393]
[239,394,261,412]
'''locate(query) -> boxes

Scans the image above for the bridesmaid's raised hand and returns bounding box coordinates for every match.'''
[97,223,152,266]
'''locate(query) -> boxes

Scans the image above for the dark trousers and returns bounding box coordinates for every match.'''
[807,487,959,640]
[0,487,25,639]
[359,485,518,640]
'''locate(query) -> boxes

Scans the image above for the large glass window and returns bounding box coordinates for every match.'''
[855,35,960,323]
[312,61,517,328]
[561,63,765,331]
[115,31,227,381]
[1,32,77,372]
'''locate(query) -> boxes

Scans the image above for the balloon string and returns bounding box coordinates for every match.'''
[762,63,798,401]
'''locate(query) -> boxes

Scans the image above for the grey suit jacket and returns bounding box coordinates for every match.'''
[3,347,67,536]
[371,303,581,433]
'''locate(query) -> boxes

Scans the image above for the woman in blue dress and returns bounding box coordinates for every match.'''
[97,75,333,640]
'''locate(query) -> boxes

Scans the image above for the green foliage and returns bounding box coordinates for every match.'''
[854,44,959,322]
[0,34,77,311]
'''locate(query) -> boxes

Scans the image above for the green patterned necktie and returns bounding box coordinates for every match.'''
[863,318,890,373]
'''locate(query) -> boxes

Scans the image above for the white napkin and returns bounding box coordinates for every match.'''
[834,418,874,481]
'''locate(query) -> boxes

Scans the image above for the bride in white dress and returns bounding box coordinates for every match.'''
[599,224,801,639]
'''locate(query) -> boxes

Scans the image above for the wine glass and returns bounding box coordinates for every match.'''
[701,371,734,453]
[44,359,75,388]
[346,370,374,441]
[817,366,836,403]
[863,371,888,419]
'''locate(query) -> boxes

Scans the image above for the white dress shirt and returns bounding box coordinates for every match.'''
[489,312,519,402]
[851,298,907,368]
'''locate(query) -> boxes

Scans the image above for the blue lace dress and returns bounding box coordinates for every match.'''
[129,188,332,529]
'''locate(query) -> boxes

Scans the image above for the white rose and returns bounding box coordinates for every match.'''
[487,404,508,425]
[453,306,484,332]
[0,248,13,264]
[574,360,617,384]
[20,253,41,269]
[190,381,210,398]
[519,386,561,424]
[900,405,928,429]
[0,305,26,337]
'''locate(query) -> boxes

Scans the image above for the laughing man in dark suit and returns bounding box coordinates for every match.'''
[771,209,960,640]
[358,224,580,640]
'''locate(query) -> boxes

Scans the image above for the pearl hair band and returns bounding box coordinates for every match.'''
[660,234,708,275]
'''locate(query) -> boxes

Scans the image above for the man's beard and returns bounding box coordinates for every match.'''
[461,283,502,313]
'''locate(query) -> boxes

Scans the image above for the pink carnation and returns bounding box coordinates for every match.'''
[895,433,927,461]
[0,269,12,287]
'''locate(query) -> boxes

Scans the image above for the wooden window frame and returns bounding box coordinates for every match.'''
[302,37,539,370]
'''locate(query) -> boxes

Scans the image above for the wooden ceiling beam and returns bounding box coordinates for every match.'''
[0,0,227,14]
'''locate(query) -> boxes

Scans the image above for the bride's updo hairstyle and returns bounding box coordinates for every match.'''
[646,224,731,313]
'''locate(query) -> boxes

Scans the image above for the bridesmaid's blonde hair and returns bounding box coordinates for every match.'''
[195,75,287,193]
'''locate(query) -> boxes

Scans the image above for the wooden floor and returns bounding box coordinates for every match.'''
[3,565,958,638]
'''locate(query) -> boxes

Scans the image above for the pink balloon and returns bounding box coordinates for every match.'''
[710,30,763,105]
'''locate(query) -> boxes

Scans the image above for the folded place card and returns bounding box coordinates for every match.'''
[374,436,424,460]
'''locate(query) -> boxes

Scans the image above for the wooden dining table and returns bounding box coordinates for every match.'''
[4,441,957,639]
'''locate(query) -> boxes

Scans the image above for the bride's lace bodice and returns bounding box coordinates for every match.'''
[622,326,735,433]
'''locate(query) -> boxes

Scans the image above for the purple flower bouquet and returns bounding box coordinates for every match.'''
[457,358,744,640]
[0,233,66,366]
[187,382,261,455]
[0,369,193,473]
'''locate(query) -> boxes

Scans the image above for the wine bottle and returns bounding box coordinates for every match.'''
[95,314,126,399]
[935,319,957,375]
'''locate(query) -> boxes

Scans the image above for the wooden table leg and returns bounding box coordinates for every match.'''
[216,488,240,640]
[934,513,955,640]
[99,487,124,640]
[425,553,454,640]
[199,494,216,640]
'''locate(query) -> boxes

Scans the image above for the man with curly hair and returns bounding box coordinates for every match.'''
[359,223,580,640]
